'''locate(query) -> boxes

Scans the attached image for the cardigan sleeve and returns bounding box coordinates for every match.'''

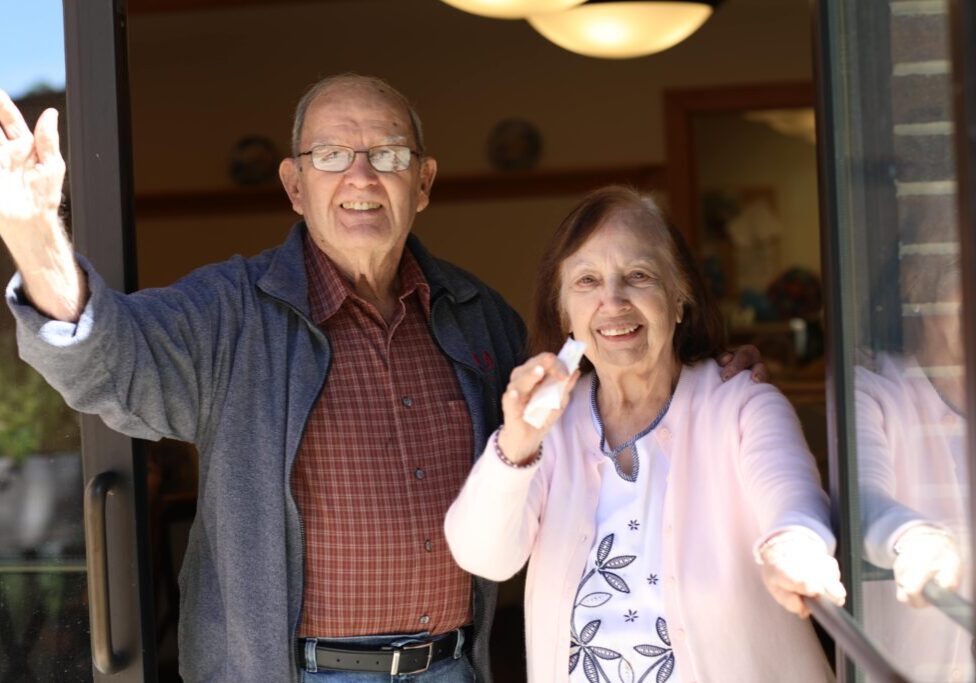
[733,377,836,553]
[444,428,551,581]
[854,365,931,567]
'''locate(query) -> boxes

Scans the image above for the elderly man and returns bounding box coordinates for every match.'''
[0,75,759,682]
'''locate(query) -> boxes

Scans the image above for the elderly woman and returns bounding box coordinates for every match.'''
[445,186,845,682]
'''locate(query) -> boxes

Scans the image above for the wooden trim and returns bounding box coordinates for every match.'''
[134,164,666,218]
[663,82,815,248]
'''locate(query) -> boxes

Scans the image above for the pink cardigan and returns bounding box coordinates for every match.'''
[446,360,836,683]
[857,354,972,681]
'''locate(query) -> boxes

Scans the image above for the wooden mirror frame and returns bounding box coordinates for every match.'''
[664,82,815,248]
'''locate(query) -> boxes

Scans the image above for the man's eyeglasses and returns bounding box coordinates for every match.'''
[297,144,420,173]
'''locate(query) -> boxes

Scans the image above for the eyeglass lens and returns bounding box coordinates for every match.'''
[308,145,413,172]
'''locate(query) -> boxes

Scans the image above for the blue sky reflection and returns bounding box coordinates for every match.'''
[0,0,65,100]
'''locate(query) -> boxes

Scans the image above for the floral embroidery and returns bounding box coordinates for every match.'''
[570,532,668,683]
[633,618,675,683]
[646,574,658,585]
[569,619,631,683]
[628,520,640,531]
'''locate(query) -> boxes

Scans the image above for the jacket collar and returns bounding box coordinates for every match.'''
[404,232,479,304]
[257,222,479,315]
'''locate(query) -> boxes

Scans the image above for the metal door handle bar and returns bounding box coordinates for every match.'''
[84,471,124,674]
[804,595,911,682]
[922,581,974,633]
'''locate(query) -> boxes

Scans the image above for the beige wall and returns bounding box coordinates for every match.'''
[128,0,815,320]
[695,112,820,277]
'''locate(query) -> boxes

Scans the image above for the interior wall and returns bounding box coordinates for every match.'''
[694,113,820,277]
[128,0,815,320]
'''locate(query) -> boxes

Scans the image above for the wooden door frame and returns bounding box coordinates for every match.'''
[663,81,815,247]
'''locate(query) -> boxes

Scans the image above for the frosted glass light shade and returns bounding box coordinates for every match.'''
[528,2,714,59]
[439,0,587,20]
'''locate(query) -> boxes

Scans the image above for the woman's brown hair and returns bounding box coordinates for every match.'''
[529,185,726,369]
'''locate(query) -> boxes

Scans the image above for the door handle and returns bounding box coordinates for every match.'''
[84,471,125,674]
[922,581,974,633]
[805,595,911,682]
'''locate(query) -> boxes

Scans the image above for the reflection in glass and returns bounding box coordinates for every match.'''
[847,5,972,677]
[0,573,91,681]
[857,258,971,681]
[0,205,90,682]
[821,3,974,680]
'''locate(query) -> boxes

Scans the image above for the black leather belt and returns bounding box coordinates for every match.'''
[300,626,471,675]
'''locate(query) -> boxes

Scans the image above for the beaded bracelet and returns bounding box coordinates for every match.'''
[494,425,543,469]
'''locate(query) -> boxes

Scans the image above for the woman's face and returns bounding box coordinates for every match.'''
[558,216,682,376]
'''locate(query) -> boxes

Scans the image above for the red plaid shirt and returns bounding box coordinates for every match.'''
[292,235,474,637]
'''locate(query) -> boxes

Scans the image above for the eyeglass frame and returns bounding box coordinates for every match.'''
[295,143,423,173]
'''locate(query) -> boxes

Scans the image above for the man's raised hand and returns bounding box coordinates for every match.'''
[0,89,85,322]
[0,90,65,236]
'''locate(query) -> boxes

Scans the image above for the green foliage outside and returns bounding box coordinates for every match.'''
[0,333,79,462]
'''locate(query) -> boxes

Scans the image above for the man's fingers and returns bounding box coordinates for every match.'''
[720,344,760,381]
[0,90,32,142]
[750,361,769,384]
[34,109,62,165]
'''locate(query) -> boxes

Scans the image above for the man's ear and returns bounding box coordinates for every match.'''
[279,158,304,215]
[415,156,438,213]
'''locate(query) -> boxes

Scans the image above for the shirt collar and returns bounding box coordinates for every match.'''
[303,233,431,325]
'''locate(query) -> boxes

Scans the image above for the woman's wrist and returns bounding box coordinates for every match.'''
[494,425,543,468]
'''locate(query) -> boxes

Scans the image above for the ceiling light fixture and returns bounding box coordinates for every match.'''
[439,0,586,20]
[528,0,722,59]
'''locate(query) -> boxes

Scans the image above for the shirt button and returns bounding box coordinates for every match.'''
[658,427,671,441]
[419,615,430,625]
[414,468,426,480]
[424,539,434,551]
[674,628,686,641]
[668,576,677,586]
[401,396,413,408]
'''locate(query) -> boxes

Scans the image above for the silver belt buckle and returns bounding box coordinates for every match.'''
[390,640,434,675]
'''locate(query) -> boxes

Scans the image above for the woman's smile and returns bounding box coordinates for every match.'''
[596,323,643,340]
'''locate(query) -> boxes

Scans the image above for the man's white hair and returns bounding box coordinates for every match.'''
[289,73,425,157]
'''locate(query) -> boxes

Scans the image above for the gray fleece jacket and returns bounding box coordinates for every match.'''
[6,223,526,682]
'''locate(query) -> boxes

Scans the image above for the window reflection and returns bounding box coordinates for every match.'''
[846,5,972,679]
[856,255,971,681]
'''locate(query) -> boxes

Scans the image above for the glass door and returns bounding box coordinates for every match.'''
[0,256,90,681]
[2,1,154,681]
[816,0,975,680]
[0,4,91,681]
[63,0,156,680]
